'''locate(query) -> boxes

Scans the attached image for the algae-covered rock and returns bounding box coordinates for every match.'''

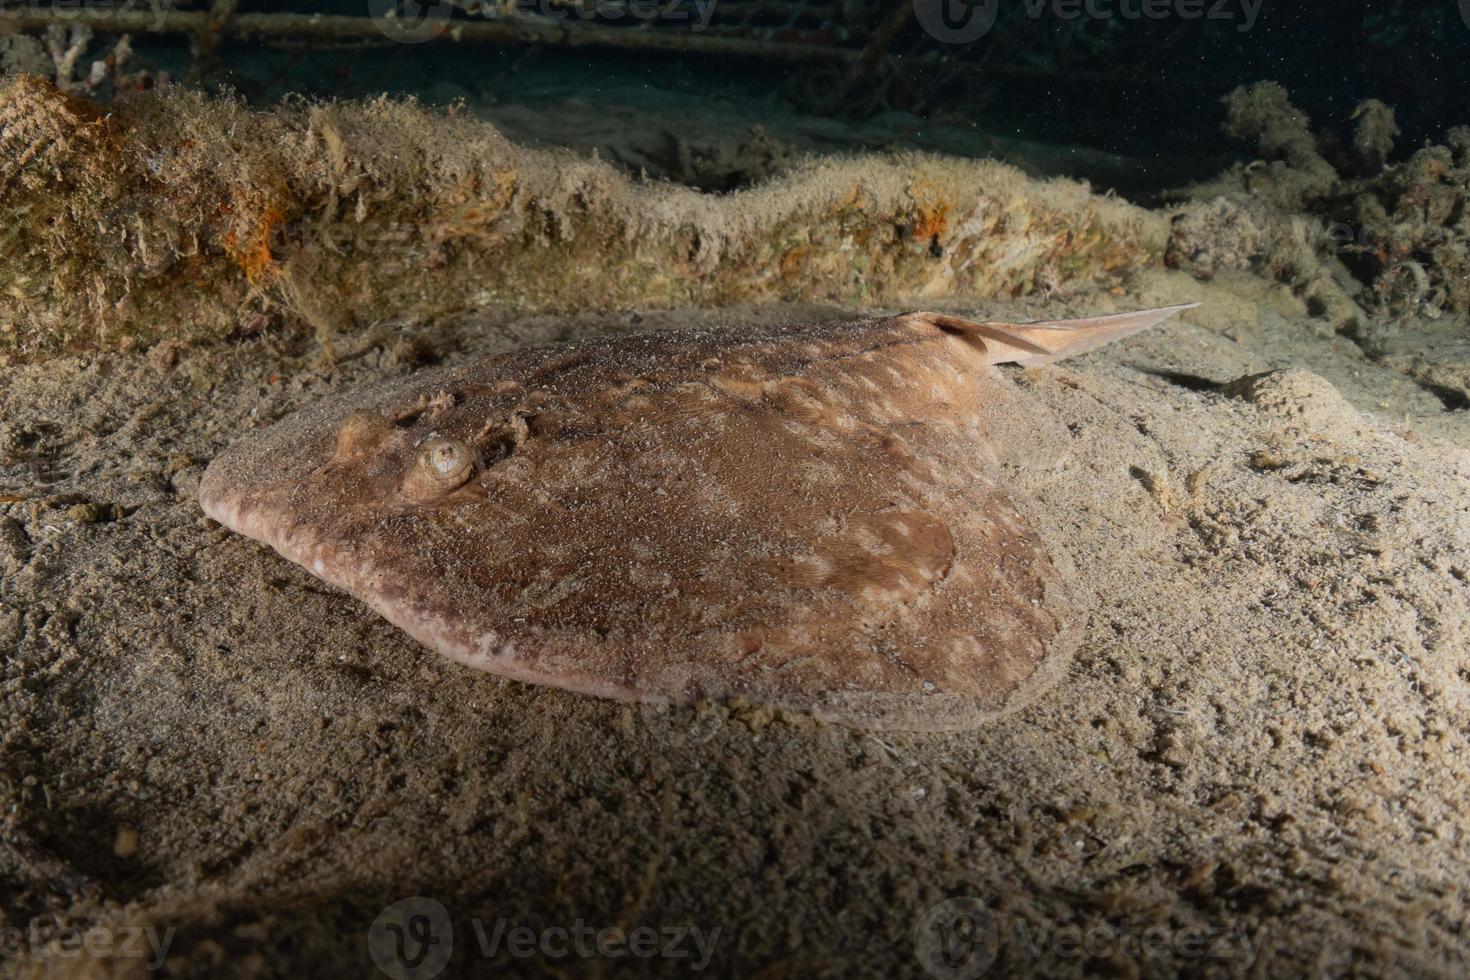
[1352,99,1400,176]
[1221,82,1338,209]
[0,76,1165,363]
[1165,195,1266,279]
[1186,82,1470,334]
[0,34,50,77]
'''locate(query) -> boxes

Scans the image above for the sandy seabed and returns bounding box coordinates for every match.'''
[2,261,1469,977]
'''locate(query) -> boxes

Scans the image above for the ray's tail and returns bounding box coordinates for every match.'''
[905,303,1198,367]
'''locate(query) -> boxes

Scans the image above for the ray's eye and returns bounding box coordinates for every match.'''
[423,439,468,478]
[403,436,475,499]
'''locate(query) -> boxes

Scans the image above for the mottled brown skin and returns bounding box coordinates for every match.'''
[200,306,1193,730]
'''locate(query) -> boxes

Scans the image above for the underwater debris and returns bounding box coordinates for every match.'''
[1221,81,1338,211]
[1165,190,1364,336]
[1351,99,1400,176]
[0,33,51,79]
[1165,195,1266,280]
[1174,81,1470,340]
[0,76,1163,362]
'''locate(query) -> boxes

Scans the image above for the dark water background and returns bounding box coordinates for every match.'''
[112,1,1463,161]
[14,0,1467,201]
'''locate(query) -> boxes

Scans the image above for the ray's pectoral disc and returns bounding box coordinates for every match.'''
[200,305,1194,730]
